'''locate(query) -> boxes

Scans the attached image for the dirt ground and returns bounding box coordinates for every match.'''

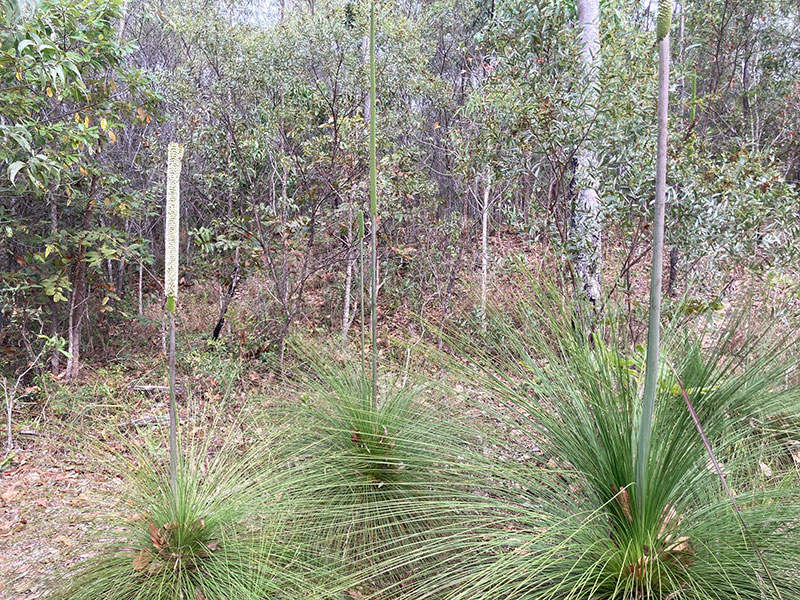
[1,434,125,600]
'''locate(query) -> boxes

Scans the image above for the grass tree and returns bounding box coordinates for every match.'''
[285,349,481,586]
[425,277,800,600]
[368,0,378,408]
[412,6,800,594]
[281,18,489,575]
[55,420,342,600]
[55,143,349,600]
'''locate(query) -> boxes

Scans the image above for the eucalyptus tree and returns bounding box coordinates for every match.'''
[572,0,602,326]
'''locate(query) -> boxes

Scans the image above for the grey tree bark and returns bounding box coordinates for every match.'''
[480,169,491,332]
[341,202,354,338]
[572,0,603,321]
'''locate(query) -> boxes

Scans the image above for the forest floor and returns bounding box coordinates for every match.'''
[0,429,123,599]
[2,236,798,599]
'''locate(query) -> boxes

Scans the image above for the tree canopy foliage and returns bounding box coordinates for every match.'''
[1,0,798,371]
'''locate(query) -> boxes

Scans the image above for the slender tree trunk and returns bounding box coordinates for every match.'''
[572,0,603,325]
[212,248,240,340]
[116,0,129,41]
[480,170,491,332]
[342,202,354,339]
[666,246,679,296]
[138,257,143,316]
[49,195,59,374]
[65,178,97,380]
[116,219,129,295]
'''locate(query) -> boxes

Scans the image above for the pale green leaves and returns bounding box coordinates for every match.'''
[7,160,25,184]
[165,142,183,311]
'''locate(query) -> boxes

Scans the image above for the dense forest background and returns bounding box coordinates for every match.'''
[2,0,799,382]
[2,2,800,599]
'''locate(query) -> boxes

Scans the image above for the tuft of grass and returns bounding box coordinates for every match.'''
[55,422,342,600]
[284,346,485,587]
[411,281,800,600]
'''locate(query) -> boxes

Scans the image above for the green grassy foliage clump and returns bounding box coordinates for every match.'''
[420,280,800,600]
[56,425,341,600]
[284,347,487,586]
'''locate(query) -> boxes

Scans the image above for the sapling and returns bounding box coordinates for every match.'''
[165,141,183,496]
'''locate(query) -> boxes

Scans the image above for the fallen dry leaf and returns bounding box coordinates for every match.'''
[132,548,152,571]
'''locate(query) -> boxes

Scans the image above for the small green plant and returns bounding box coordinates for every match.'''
[286,346,480,586]
[56,424,339,600]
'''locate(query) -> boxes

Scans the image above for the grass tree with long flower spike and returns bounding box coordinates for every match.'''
[425,274,800,600]
[165,141,183,496]
[636,0,670,520]
[368,0,378,409]
[279,7,492,582]
[55,413,345,600]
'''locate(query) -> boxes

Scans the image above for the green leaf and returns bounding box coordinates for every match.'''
[8,160,25,184]
[17,39,34,53]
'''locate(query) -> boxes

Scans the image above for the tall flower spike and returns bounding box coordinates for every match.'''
[165,142,183,313]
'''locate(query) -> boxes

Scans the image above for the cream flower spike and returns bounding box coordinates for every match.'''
[165,142,183,313]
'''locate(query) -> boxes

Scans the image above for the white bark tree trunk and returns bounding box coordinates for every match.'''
[480,170,491,332]
[573,0,603,318]
[342,202,354,339]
